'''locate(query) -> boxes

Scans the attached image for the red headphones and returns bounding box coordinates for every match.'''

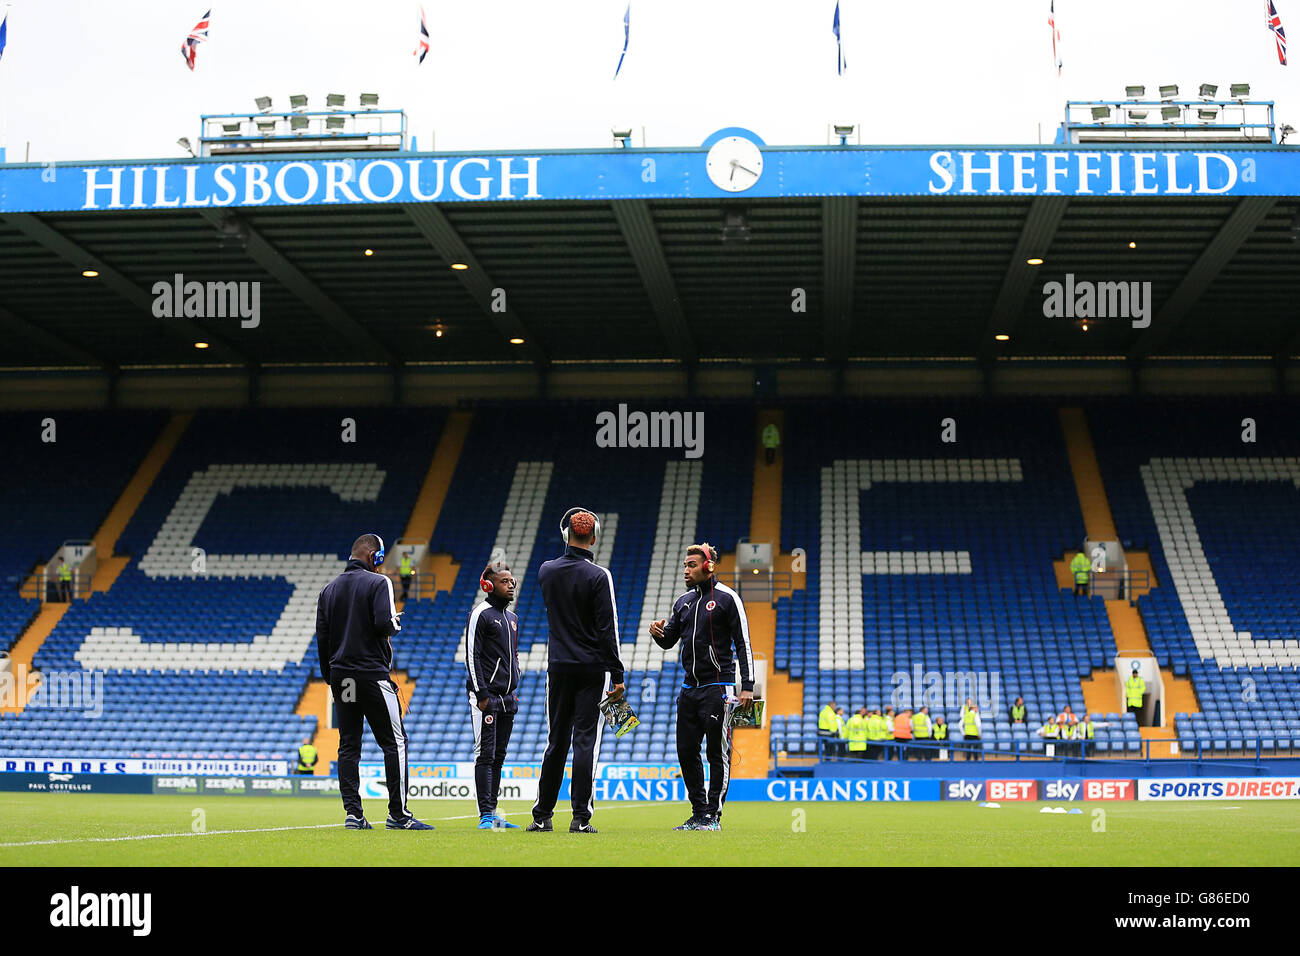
[480,571,494,594]
[697,543,718,573]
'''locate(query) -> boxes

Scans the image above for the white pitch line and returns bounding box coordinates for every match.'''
[0,823,339,849]
[0,804,663,848]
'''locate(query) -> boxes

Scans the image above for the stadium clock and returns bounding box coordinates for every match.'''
[705,135,764,192]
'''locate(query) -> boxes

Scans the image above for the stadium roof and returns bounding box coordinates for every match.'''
[1,140,1298,371]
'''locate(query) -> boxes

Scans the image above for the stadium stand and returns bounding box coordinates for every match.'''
[381,402,752,765]
[3,399,1296,769]
[774,400,1124,758]
[1,408,438,761]
[1090,399,1300,757]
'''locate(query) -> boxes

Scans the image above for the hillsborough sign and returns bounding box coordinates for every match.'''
[1,146,1296,213]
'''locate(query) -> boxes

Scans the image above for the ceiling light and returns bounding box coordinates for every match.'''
[81,269,99,278]
[1128,241,1137,249]
[363,248,374,257]
[194,341,210,349]
[1026,257,1044,266]
[450,262,468,270]
[994,334,1010,342]
[509,337,524,345]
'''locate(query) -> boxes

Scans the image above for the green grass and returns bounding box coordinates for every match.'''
[1,794,1297,865]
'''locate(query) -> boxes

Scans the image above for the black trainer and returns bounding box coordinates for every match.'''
[569,821,598,834]
[525,819,553,832]
[344,814,372,830]
[672,815,705,831]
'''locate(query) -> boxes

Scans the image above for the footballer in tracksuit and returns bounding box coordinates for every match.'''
[650,543,754,831]
[465,560,522,830]
[529,508,626,834]
[316,533,432,830]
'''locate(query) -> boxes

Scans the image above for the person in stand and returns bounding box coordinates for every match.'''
[912,705,933,761]
[762,422,781,466]
[295,737,318,775]
[1070,549,1091,597]
[1009,696,1027,724]
[960,697,982,761]
[894,706,914,760]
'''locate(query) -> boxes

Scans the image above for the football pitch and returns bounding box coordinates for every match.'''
[1,794,1296,866]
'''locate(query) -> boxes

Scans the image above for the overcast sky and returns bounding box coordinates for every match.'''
[1,0,1295,162]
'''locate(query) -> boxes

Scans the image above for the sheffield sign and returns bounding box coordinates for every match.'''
[0,146,1294,213]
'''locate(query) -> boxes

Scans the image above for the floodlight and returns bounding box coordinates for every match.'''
[1159,84,1179,99]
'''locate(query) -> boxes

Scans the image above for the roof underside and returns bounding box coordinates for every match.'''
[1,195,1297,369]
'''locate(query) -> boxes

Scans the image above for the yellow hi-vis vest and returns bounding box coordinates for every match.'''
[1070,552,1091,584]
[1011,703,1026,722]
[962,706,980,737]
[297,743,318,772]
[912,712,931,738]
[845,714,869,751]
[58,563,72,582]
[1080,721,1095,739]
[819,705,837,733]
[1126,674,1146,708]
[400,555,413,576]
[762,424,780,449]
[1041,722,1059,738]
[880,715,895,739]
[873,714,889,740]
[933,722,948,740]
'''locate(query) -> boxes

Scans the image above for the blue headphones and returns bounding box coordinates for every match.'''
[370,533,386,568]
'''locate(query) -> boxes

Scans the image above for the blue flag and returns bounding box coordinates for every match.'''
[614,2,629,78]
[0,11,8,63]
[833,1,846,75]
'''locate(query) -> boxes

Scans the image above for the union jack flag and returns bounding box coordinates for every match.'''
[181,9,209,71]
[1048,1,1061,75]
[1267,0,1287,65]
[414,6,430,64]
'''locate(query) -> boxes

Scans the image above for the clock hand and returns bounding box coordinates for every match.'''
[734,163,759,176]
[730,164,736,182]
